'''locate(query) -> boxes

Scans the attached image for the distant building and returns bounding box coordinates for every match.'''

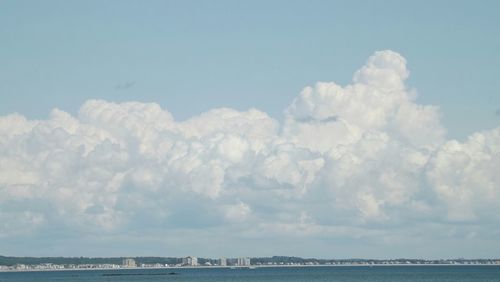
[182,256,198,266]
[122,258,137,268]
[237,257,251,266]
[219,257,227,266]
[15,264,27,270]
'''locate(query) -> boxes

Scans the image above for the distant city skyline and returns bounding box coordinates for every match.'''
[1,1,500,259]
[2,254,499,272]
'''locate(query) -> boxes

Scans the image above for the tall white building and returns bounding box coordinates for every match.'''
[237,257,251,266]
[182,256,198,266]
[122,258,137,268]
[219,257,227,266]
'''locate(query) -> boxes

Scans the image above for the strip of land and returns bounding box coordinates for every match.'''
[1,256,499,272]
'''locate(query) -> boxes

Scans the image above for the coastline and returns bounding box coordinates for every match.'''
[2,263,500,273]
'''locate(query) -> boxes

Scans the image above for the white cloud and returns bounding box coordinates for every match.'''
[427,128,500,222]
[0,50,499,256]
[222,202,251,222]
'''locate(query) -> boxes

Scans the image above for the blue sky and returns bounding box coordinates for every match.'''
[1,0,499,139]
[1,1,500,259]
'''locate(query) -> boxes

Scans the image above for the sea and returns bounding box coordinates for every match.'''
[1,266,500,282]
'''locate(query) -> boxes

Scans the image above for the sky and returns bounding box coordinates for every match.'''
[0,0,500,259]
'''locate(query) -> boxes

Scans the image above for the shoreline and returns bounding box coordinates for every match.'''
[1,263,500,273]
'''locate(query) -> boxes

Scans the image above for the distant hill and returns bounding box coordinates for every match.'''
[0,256,182,266]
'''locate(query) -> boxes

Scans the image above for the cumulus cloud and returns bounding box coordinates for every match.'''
[1,50,499,256]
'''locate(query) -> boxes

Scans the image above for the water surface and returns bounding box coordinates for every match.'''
[1,265,499,281]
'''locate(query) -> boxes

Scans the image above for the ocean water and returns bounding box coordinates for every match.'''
[1,266,500,282]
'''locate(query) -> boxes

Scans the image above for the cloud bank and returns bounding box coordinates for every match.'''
[1,50,499,257]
